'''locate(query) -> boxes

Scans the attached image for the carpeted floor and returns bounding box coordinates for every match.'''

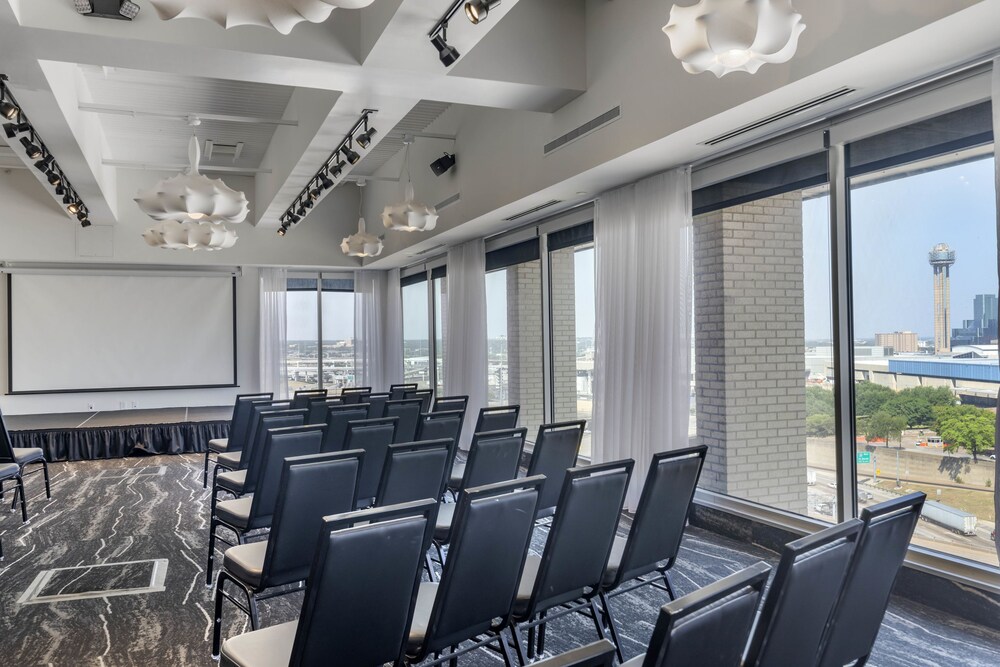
[1,454,999,666]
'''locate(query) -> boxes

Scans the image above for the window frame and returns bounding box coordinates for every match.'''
[286,272,354,392]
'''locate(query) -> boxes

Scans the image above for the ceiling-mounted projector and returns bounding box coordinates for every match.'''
[75,0,140,20]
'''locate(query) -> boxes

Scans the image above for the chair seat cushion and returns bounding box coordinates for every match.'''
[219,620,296,667]
[216,497,253,530]
[513,554,541,616]
[601,536,627,588]
[217,470,246,494]
[209,438,230,453]
[620,655,643,667]
[217,452,241,469]
[223,540,268,588]
[0,462,19,480]
[12,447,45,464]
[406,581,439,651]
[433,503,455,542]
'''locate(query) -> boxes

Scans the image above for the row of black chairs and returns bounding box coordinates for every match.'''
[0,404,51,545]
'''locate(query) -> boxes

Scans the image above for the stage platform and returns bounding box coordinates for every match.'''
[5,407,233,462]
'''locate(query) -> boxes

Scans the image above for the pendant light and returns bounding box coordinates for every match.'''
[381,136,439,233]
[341,180,384,258]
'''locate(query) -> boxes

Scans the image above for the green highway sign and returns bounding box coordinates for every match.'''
[856,451,871,465]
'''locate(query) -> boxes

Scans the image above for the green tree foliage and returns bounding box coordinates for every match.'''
[854,382,895,417]
[864,410,907,447]
[881,386,954,428]
[805,386,835,418]
[933,404,995,462]
[806,413,836,437]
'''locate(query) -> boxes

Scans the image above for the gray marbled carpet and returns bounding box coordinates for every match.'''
[0,454,998,666]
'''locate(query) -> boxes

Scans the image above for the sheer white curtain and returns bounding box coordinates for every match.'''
[592,167,693,510]
[384,268,404,388]
[354,270,388,391]
[445,239,488,448]
[991,57,1000,564]
[259,267,289,400]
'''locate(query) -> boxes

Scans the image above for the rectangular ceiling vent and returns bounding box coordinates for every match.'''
[503,199,562,222]
[435,192,461,211]
[702,87,856,146]
[410,243,447,258]
[204,140,245,162]
[544,106,621,155]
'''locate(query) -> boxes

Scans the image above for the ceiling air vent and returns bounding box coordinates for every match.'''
[702,87,856,146]
[410,243,447,258]
[435,192,461,211]
[544,106,621,155]
[204,140,245,162]
[503,199,562,222]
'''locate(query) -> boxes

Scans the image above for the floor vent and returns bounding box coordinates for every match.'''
[436,192,461,210]
[702,87,856,146]
[503,199,562,222]
[544,106,621,155]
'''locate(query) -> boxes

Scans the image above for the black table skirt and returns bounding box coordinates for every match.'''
[10,421,230,462]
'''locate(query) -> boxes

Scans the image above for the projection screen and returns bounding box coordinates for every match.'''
[7,273,237,393]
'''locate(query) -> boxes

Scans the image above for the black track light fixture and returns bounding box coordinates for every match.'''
[20,135,42,160]
[319,171,334,190]
[356,124,378,149]
[430,24,461,67]
[430,152,457,176]
[341,141,361,165]
[0,76,18,120]
[465,0,500,24]
[76,209,88,223]
[80,218,92,228]
[331,160,346,179]
[47,170,62,187]
[277,227,286,236]
[3,121,30,139]
[302,196,313,210]
[67,199,81,215]
[55,184,66,196]
[288,212,301,224]
[63,192,74,206]
[34,154,54,172]
[309,185,322,201]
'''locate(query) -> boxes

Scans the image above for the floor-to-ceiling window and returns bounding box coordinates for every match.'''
[286,274,355,393]
[433,268,447,397]
[402,273,431,389]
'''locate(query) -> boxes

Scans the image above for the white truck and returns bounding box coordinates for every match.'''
[921,500,977,536]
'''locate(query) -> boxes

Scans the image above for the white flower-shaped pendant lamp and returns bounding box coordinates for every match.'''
[662,0,806,77]
[381,140,438,233]
[149,0,375,35]
[342,181,383,257]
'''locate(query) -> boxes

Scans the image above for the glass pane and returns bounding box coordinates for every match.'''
[693,182,835,520]
[487,269,509,406]
[321,290,355,392]
[849,147,997,567]
[402,280,431,389]
[550,244,595,457]
[286,289,319,392]
[434,276,446,397]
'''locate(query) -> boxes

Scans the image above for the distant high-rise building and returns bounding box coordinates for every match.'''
[875,331,919,354]
[929,243,955,354]
[952,293,998,346]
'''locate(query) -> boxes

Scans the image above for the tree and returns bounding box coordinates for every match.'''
[806,413,836,437]
[864,410,907,448]
[806,385,835,419]
[855,382,895,417]
[934,404,995,463]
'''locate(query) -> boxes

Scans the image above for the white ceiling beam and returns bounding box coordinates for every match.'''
[78,103,300,126]
[102,159,271,174]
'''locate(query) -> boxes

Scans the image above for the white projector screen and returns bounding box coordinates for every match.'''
[8,273,236,393]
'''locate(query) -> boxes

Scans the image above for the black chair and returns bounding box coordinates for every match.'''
[0,462,26,524]
[390,383,419,401]
[0,404,50,505]
[366,392,391,419]
[816,493,926,667]
[204,392,272,487]
[474,404,520,433]
[402,476,544,667]
[305,397,342,425]
[416,410,465,487]
[511,460,635,664]
[620,562,771,667]
[403,388,434,414]
[375,440,452,509]
[383,399,423,444]
[742,519,864,667]
[213,400,290,477]
[598,446,707,659]
[446,426,527,498]
[218,499,437,667]
[432,395,469,414]
[340,387,372,404]
[343,417,398,506]
[320,404,371,453]
[531,641,617,667]
[212,449,364,656]
[525,420,587,519]
[290,388,327,410]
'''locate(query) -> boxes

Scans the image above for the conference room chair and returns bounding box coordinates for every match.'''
[448,404,522,482]
[401,476,544,667]
[212,449,364,656]
[374,440,452,508]
[742,519,864,667]
[529,641,617,667]
[204,392,273,487]
[446,426,527,498]
[403,388,434,414]
[206,421,317,584]
[289,389,327,410]
[598,445,707,659]
[343,417,398,507]
[212,400,289,477]
[340,387,372,404]
[218,499,437,667]
[320,404,371,453]
[619,562,771,667]
[304,397,342,425]
[431,394,469,414]
[383,398,423,444]
[816,492,926,667]
[366,392,391,419]
[415,410,465,486]
[524,420,587,520]
[0,405,50,505]
[0,462,27,524]
[511,460,634,664]
[390,383,419,401]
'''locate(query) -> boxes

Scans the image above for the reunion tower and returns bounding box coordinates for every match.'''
[929,243,956,354]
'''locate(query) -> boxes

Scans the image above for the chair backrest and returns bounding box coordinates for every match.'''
[524,460,634,619]
[344,417,399,504]
[403,388,434,414]
[611,445,708,587]
[432,395,469,414]
[474,405,520,433]
[530,641,617,667]
[321,404,372,453]
[289,499,438,667]
[260,449,364,588]
[460,428,528,492]
[743,519,864,667]
[240,410,306,493]
[816,493,926,667]
[238,403,297,471]
[233,400,285,465]
[226,393,273,452]
[526,420,587,517]
[389,383,418,401]
[340,387,372,405]
[418,476,544,658]
[305,397,342,425]
[415,410,464,472]
[642,562,771,667]
[375,439,452,507]
[383,399,423,443]
[366,392,391,419]
[246,424,325,530]
[0,404,13,462]
[291,389,328,410]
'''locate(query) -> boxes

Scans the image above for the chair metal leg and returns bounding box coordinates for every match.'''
[212,571,229,658]
[206,520,218,586]
[203,451,211,488]
[425,552,437,582]
[247,590,260,631]
[599,591,625,663]
[510,624,529,666]
[434,541,446,568]
[498,629,517,667]
[41,460,50,499]
[14,476,27,524]
[662,571,676,601]
[589,599,609,643]
[855,656,870,666]
[527,623,536,660]
[538,609,546,657]
[449,645,458,667]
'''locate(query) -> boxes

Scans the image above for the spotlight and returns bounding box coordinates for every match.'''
[302,197,313,210]
[331,161,346,178]
[465,0,500,24]
[47,170,62,187]
[67,200,81,215]
[341,143,361,165]
[288,212,301,224]
[55,184,66,196]
[34,154,54,172]
[20,136,42,159]
[430,152,456,176]
[0,98,17,121]
[356,126,378,149]
[319,172,334,189]
[80,219,92,228]
[431,27,461,67]
[63,192,74,206]
[76,209,88,222]
[296,204,307,217]
[3,121,30,139]
[309,186,322,201]
[119,1,140,19]
[277,227,286,237]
